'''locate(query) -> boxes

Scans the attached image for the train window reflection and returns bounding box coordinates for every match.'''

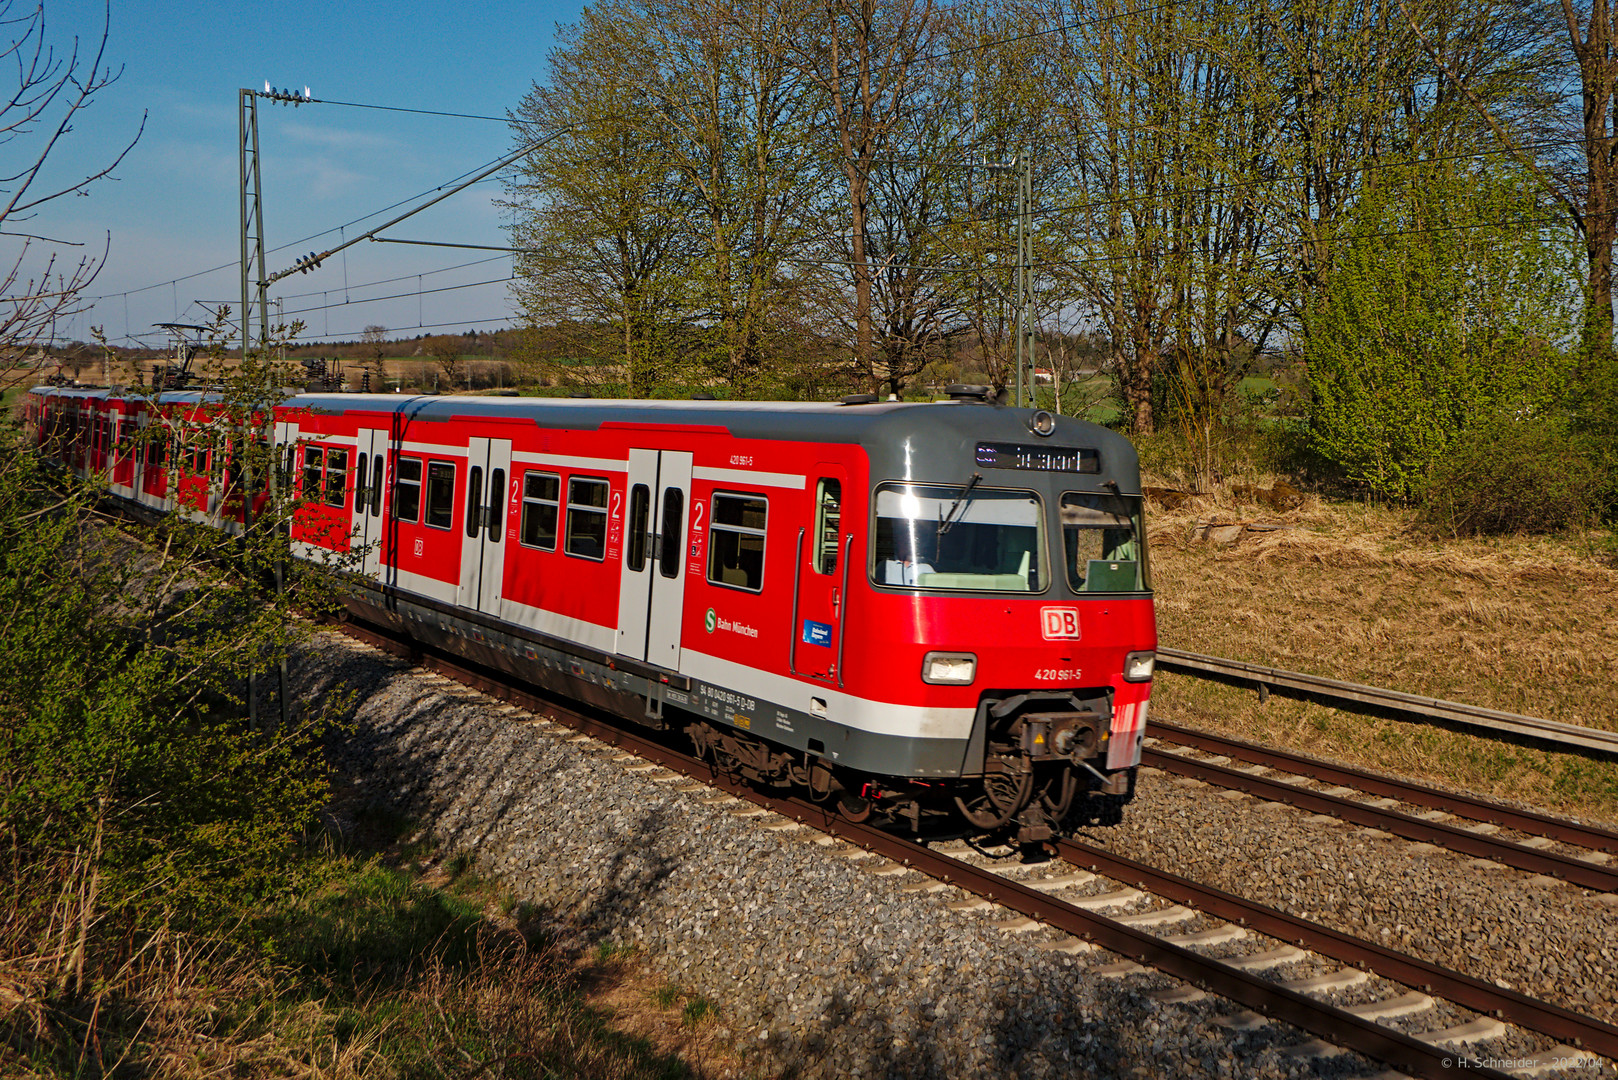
[1060,493,1149,593]
[871,483,1043,592]
[565,477,609,560]
[657,488,684,579]
[707,493,767,592]
[302,446,322,496]
[466,466,484,537]
[324,448,349,508]
[370,456,385,516]
[394,457,422,523]
[355,455,369,508]
[520,472,559,550]
[488,468,505,533]
[424,462,456,529]
[626,484,650,571]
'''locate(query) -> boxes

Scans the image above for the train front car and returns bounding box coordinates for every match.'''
[843,399,1155,845]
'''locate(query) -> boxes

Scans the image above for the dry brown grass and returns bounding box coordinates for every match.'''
[0,846,751,1080]
[0,919,380,1080]
[1145,481,1618,824]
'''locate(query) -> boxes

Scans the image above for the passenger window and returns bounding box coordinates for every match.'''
[658,488,684,579]
[394,457,422,523]
[425,462,456,529]
[564,477,609,560]
[814,479,841,574]
[707,493,767,592]
[324,448,349,507]
[466,465,484,537]
[488,468,505,534]
[520,472,560,550]
[302,446,323,496]
[626,484,650,571]
[355,455,369,506]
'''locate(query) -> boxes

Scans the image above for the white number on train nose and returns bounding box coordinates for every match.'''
[1040,607,1081,640]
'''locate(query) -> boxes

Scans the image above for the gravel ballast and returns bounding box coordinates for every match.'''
[1089,769,1618,1029]
[302,633,1611,1079]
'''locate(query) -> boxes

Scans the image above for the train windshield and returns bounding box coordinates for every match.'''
[872,483,1044,592]
[1061,493,1150,593]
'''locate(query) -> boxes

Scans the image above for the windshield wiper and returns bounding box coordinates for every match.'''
[937,472,982,536]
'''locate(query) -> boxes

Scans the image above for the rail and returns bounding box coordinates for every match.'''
[1157,648,1618,758]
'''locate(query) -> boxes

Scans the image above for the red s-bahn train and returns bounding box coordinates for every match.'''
[24,384,1156,843]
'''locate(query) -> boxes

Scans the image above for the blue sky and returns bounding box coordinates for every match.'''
[21,0,587,350]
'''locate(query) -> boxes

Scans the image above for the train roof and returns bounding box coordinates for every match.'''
[27,387,1143,492]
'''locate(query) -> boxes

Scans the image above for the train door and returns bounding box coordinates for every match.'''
[616,448,693,668]
[349,428,389,580]
[792,465,850,683]
[109,411,132,496]
[458,436,513,616]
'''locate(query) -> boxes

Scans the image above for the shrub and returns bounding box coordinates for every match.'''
[1421,415,1606,536]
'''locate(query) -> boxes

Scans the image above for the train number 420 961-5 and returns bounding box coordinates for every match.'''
[1034,667,1082,682]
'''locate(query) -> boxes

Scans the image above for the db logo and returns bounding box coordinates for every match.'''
[1041,607,1082,640]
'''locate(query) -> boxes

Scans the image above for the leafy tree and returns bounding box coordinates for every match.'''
[624,0,828,394]
[799,0,942,396]
[504,12,701,397]
[1304,162,1580,499]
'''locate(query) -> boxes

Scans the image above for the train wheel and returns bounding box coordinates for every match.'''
[953,770,1033,830]
[836,789,874,823]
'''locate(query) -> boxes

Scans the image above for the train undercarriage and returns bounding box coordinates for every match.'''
[685,689,1136,848]
[335,585,1140,848]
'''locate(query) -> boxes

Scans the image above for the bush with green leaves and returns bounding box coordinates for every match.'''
[1305,163,1581,501]
[1,357,346,996]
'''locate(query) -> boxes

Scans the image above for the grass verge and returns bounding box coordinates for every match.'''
[1145,484,1618,824]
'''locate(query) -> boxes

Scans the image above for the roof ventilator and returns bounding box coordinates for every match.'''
[945,384,995,403]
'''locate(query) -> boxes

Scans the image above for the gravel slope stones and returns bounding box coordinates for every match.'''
[303,634,1504,1079]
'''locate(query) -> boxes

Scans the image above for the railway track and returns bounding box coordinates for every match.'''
[1157,649,1618,758]
[1142,721,1618,894]
[331,618,1618,1080]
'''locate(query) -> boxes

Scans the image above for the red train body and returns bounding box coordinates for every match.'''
[25,386,1157,841]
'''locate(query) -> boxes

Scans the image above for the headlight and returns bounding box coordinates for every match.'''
[1123,650,1155,682]
[921,652,977,685]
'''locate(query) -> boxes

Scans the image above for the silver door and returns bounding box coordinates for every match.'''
[349,428,388,580]
[458,436,513,616]
[615,449,692,668]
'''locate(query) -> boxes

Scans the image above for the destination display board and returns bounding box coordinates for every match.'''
[974,441,1100,474]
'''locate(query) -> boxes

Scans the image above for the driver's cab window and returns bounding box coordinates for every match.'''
[1061,492,1149,592]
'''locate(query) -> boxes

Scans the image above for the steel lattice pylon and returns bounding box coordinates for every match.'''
[239,89,270,362]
